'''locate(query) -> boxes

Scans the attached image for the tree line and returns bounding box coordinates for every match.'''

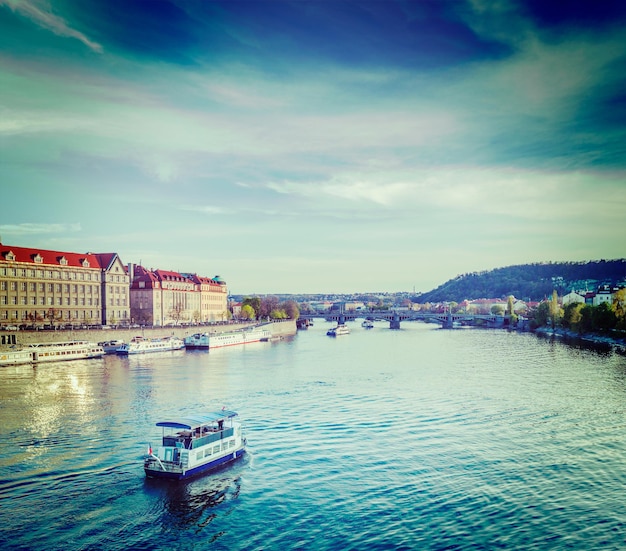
[239,296,300,321]
[532,289,626,334]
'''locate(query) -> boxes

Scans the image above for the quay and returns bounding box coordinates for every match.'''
[1,320,296,347]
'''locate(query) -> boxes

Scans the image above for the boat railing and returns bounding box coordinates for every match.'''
[192,427,234,449]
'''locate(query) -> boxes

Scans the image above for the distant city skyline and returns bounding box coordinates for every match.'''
[2,1,625,294]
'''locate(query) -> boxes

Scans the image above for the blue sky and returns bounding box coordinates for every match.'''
[1,0,625,294]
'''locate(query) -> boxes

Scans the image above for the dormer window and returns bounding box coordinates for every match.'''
[81,259,90,268]
[3,251,16,261]
[33,254,43,264]
[58,256,68,266]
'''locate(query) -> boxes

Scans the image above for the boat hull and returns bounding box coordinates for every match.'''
[144,448,245,480]
[184,326,271,349]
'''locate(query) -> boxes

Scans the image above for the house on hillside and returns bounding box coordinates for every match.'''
[562,291,585,306]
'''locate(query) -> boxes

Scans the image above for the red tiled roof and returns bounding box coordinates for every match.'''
[1,243,103,269]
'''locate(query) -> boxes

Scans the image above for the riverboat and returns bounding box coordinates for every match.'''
[184,325,271,349]
[362,319,374,329]
[144,410,246,480]
[327,323,350,336]
[116,336,185,355]
[0,347,36,366]
[98,339,125,354]
[0,341,105,366]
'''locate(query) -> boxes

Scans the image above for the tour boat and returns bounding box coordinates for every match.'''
[144,410,246,480]
[98,339,124,354]
[0,341,104,366]
[0,347,36,366]
[184,325,271,349]
[327,323,350,336]
[362,319,374,329]
[116,336,185,355]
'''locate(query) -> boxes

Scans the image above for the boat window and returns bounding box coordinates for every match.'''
[213,445,220,454]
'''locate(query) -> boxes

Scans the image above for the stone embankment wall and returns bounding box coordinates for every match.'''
[1,319,296,346]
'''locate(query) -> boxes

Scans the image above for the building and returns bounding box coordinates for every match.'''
[129,266,227,326]
[0,242,129,328]
[562,291,585,306]
[184,274,228,322]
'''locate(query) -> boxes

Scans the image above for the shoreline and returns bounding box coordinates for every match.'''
[533,326,626,354]
[1,319,297,347]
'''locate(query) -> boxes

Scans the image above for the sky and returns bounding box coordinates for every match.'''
[1,0,625,295]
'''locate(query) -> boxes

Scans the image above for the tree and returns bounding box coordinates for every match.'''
[506,295,515,316]
[613,288,626,330]
[269,309,287,319]
[563,302,584,331]
[242,297,261,319]
[46,308,61,328]
[240,304,255,320]
[491,304,505,315]
[281,300,300,320]
[260,296,279,319]
[549,290,563,330]
[532,301,550,329]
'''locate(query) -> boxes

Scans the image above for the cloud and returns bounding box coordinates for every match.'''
[1,0,103,53]
[0,222,82,237]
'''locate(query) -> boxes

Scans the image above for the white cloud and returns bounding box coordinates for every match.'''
[0,222,81,236]
[1,0,103,53]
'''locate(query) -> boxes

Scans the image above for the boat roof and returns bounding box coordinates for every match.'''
[155,411,238,429]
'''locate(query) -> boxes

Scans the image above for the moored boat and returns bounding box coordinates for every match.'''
[184,325,271,349]
[98,339,124,354]
[327,323,350,336]
[117,336,184,355]
[0,347,35,366]
[362,319,374,329]
[29,341,104,362]
[144,410,246,480]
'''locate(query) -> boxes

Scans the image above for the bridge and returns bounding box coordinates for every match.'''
[298,311,505,329]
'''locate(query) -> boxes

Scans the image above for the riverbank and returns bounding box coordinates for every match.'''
[0,319,296,346]
[534,326,626,354]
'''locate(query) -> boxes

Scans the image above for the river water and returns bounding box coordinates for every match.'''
[1,322,626,550]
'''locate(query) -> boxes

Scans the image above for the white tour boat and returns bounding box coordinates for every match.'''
[144,410,246,480]
[327,323,350,337]
[0,341,104,366]
[362,319,374,329]
[0,347,36,366]
[184,325,271,349]
[117,336,184,355]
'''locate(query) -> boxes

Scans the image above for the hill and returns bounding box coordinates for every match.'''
[415,259,626,303]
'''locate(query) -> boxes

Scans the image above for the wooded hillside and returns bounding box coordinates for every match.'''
[416,260,626,303]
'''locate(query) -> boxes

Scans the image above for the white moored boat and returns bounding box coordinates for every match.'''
[184,325,271,349]
[117,336,184,355]
[144,410,246,480]
[327,323,350,336]
[0,347,36,366]
[0,341,105,365]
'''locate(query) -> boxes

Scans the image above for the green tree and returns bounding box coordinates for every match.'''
[491,304,505,315]
[506,295,515,316]
[269,309,287,319]
[563,302,584,331]
[242,297,261,319]
[613,288,626,329]
[549,290,563,329]
[240,304,255,320]
[532,301,550,329]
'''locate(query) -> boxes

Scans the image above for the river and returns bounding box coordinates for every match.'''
[1,321,626,550]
